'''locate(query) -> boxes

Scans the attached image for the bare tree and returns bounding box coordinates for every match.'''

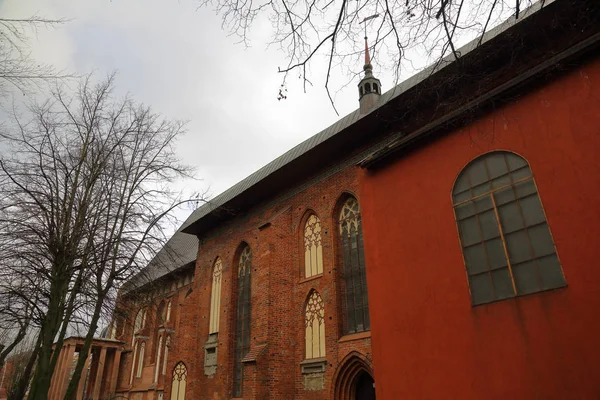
[0,16,71,97]
[197,0,544,109]
[0,73,196,399]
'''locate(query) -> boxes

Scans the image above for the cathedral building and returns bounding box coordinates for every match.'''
[47,0,600,398]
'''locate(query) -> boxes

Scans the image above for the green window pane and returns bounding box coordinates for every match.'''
[491,268,515,300]
[498,201,524,234]
[464,244,488,275]
[468,158,488,186]
[506,153,528,171]
[479,210,500,240]
[505,230,532,264]
[537,254,566,290]
[486,153,509,179]
[494,186,515,206]
[471,182,492,196]
[470,273,494,305]
[511,166,532,182]
[514,179,536,198]
[454,173,470,194]
[491,174,511,189]
[528,223,555,258]
[520,194,546,227]
[484,238,507,270]
[474,195,493,213]
[455,202,475,220]
[453,190,471,204]
[459,216,481,246]
[512,261,539,295]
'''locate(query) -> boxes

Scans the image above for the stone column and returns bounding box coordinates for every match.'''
[91,346,107,399]
[108,349,122,396]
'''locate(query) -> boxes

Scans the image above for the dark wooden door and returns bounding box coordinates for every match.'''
[355,372,376,400]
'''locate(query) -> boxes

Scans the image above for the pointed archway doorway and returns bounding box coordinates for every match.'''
[332,352,376,400]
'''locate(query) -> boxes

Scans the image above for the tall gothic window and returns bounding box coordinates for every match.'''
[305,291,325,359]
[170,362,188,400]
[136,342,146,378]
[157,301,166,326]
[453,151,566,306]
[162,336,171,376]
[233,245,252,398]
[166,300,172,322]
[304,214,324,278]
[129,341,139,385]
[338,196,370,334]
[134,308,144,332]
[209,258,223,334]
[154,335,163,382]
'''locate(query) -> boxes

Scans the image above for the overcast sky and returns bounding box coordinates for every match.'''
[1,0,400,207]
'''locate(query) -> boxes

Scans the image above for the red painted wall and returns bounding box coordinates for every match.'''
[359,56,600,399]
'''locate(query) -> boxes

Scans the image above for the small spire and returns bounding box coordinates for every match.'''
[364,36,371,66]
[364,36,372,74]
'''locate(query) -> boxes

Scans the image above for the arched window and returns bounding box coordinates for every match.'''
[365,83,371,93]
[304,214,324,278]
[305,291,325,359]
[136,342,146,378]
[129,341,139,385]
[452,151,566,305]
[209,258,223,334]
[162,336,171,376]
[233,245,252,398]
[373,83,379,93]
[170,362,187,400]
[338,196,370,334]
[154,335,163,382]
[134,308,144,332]
[166,300,172,322]
[157,301,166,326]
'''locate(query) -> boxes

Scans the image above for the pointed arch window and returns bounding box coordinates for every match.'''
[134,308,144,332]
[304,214,324,278]
[209,258,223,334]
[157,301,166,326]
[233,245,252,398]
[453,151,566,306]
[338,197,370,334]
[170,362,187,400]
[136,341,146,378]
[305,291,325,359]
[129,341,139,385]
[162,336,171,376]
[154,335,163,382]
[166,300,172,322]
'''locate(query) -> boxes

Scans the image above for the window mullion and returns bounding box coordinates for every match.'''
[490,193,517,295]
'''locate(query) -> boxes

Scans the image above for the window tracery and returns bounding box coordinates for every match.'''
[304,214,324,278]
[305,291,326,359]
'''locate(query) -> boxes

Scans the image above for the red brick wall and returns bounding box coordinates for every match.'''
[117,164,375,399]
[359,56,600,399]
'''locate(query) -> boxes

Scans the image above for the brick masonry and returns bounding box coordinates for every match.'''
[114,164,374,399]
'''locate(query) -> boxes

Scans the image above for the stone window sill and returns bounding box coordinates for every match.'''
[299,274,323,284]
[338,331,371,343]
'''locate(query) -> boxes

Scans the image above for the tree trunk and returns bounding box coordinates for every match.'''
[0,320,28,369]
[8,334,42,400]
[63,287,106,400]
[28,280,69,400]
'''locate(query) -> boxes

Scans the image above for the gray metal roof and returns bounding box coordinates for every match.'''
[133,0,552,287]
[180,0,548,233]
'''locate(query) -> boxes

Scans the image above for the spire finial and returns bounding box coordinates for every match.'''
[364,35,371,67]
